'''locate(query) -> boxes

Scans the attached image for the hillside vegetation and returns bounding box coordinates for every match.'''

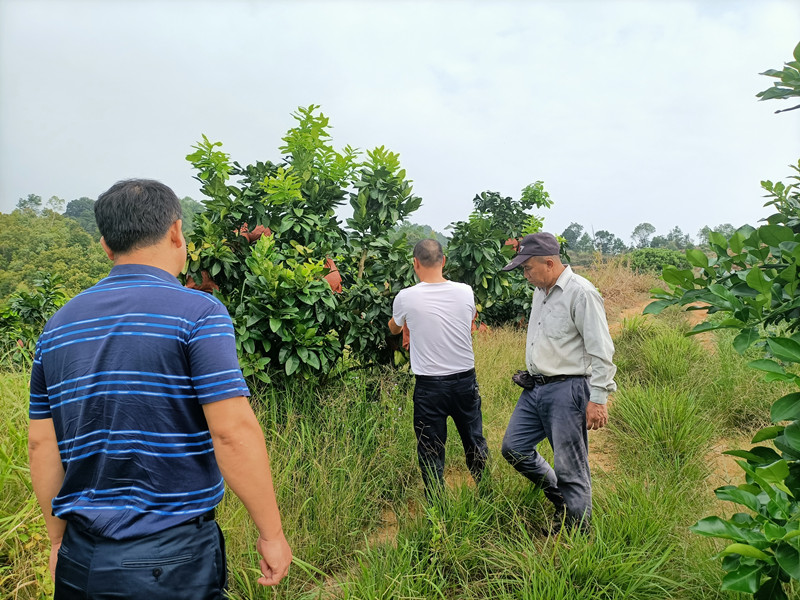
[3,260,794,599]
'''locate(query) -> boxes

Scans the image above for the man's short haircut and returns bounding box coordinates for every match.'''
[413,239,444,268]
[95,179,182,254]
[530,254,561,264]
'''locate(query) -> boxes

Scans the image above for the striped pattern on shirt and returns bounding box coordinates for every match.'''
[29,265,250,539]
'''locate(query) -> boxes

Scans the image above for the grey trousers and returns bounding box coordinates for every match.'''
[501,376,592,525]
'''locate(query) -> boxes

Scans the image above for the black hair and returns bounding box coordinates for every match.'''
[413,239,444,267]
[94,179,182,254]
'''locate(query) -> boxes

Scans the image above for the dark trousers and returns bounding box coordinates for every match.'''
[501,376,592,525]
[413,370,489,495]
[55,516,226,600]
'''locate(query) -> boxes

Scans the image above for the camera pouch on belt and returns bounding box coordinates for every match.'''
[512,370,536,390]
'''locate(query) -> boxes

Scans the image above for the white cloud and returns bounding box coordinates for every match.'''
[1,0,798,244]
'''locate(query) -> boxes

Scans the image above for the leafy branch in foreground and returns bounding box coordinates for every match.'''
[645,45,800,596]
[757,41,800,114]
[645,159,800,598]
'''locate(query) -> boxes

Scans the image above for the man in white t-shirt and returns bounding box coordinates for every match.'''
[389,239,489,497]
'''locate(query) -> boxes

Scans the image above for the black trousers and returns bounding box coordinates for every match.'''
[412,370,489,494]
[54,515,226,599]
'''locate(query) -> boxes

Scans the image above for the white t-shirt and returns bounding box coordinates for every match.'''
[392,280,476,376]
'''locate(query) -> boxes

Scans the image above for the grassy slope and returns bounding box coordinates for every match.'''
[2,259,798,599]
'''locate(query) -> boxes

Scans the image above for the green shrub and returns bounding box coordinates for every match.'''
[628,247,689,273]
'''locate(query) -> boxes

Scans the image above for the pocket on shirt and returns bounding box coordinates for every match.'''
[544,315,571,338]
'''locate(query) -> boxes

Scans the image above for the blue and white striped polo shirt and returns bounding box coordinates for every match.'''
[29,264,250,539]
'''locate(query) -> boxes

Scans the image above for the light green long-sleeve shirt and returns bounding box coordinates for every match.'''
[526,265,618,404]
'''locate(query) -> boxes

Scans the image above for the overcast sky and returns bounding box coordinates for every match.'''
[2,0,799,244]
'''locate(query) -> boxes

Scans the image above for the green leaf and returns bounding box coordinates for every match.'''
[662,267,695,288]
[768,338,800,364]
[765,372,798,383]
[708,284,737,308]
[755,578,788,600]
[269,318,282,333]
[746,267,772,294]
[752,425,785,443]
[686,248,709,268]
[689,321,724,334]
[748,359,786,375]
[764,522,787,542]
[775,435,800,460]
[734,329,760,354]
[756,460,790,483]
[724,449,770,463]
[305,351,320,370]
[691,516,748,541]
[285,354,300,376]
[719,543,771,561]
[749,446,782,463]
[721,564,762,594]
[759,224,795,247]
[714,486,761,512]
[729,232,745,254]
[643,300,672,315]
[783,421,800,452]
[777,543,800,579]
[772,392,800,422]
[709,231,728,249]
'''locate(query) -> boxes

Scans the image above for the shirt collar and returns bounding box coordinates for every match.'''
[108,264,180,285]
[547,264,573,293]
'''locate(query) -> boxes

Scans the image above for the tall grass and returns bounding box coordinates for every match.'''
[610,384,716,481]
[3,259,792,599]
[1,371,52,600]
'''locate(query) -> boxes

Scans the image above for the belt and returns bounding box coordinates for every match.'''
[189,508,216,526]
[415,368,475,383]
[531,374,586,386]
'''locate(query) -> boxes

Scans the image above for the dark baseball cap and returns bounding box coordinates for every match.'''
[502,232,560,271]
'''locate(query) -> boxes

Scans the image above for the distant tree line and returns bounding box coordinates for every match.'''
[559,221,739,255]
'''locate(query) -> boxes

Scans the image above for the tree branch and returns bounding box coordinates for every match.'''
[775,103,800,114]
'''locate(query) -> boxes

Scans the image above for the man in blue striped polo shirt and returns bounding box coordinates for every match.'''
[28,179,291,599]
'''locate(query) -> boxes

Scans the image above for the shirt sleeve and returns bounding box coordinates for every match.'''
[29,340,52,420]
[573,288,617,404]
[469,286,477,319]
[392,290,407,327]
[187,300,251,404]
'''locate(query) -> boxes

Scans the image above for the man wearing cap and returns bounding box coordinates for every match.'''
[500,232,616,532]
[388,239,489,498]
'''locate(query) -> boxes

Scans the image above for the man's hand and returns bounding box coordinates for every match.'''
[586,401,608,430]
[256,533,292,586]
[204,398,291,586]
[49,540,61,580]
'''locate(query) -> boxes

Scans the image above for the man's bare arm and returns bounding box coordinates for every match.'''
[202,396,291,586]
[29,418,66,580]
[388,317,403,335]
